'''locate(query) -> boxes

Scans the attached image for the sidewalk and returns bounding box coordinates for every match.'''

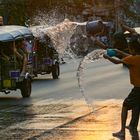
[37,99,140,140]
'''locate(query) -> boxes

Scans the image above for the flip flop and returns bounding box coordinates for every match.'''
[112,131,125,137]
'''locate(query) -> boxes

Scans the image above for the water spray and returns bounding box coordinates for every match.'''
[76,49,105,112]
[30,17,107,112]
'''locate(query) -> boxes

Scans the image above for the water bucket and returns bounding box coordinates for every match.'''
[86,20,104,35]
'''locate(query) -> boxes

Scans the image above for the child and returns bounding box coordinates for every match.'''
[104,35,140,137]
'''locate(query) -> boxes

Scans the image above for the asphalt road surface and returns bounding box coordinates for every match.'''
[0,58,139,140]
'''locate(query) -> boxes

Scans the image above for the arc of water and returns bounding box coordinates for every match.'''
[30,19,106,112]
[77,49,105,112]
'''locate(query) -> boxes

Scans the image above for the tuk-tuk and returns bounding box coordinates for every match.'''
[33,35,60,79]
[0,25,33,97]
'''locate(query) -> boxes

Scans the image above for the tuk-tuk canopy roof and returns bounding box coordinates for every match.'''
[0,25,33,42]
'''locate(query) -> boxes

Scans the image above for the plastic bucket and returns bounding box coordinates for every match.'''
[86,20,106,35]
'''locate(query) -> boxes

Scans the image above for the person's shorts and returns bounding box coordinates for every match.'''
[123,87,140,110]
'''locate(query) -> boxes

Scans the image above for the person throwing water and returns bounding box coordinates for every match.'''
[104,34,140,138]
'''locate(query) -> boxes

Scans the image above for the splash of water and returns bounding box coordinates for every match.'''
[30,19,86,58]
[32,10,66,26]
[30,16,101,111]
[77,49,105,111]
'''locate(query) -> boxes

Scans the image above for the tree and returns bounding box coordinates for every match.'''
[0,0,27,25]
[114,0,140,21]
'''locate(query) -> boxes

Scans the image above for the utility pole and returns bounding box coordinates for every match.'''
[115,0,120,31]
[92,0,96,20]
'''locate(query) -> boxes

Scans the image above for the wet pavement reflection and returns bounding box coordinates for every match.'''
[0,99,139,140]
[31,100,140,140]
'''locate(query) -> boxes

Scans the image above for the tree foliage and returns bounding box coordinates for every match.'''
[119,0,140,23]
[0,0,138,25]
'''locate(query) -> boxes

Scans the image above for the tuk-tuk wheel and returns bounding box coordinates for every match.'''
[52,63,60,79]
[20,78,32,98]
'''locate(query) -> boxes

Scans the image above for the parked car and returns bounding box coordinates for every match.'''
[0,25,33,97]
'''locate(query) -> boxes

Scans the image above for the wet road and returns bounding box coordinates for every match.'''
[0,58,139,140]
